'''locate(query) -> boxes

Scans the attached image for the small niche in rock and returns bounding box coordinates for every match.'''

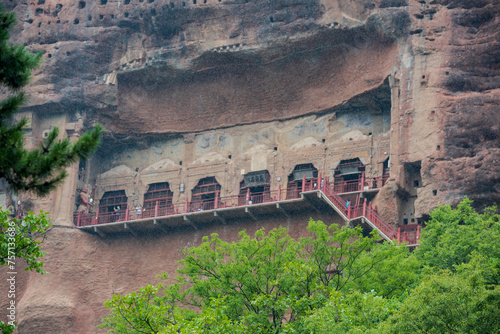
[48,54,52,58]
[228,155,232,159]
[101,0,107,5]
[179,161,183,166]
[124,12,129,17]
[38,22,42,27]
[193,0,196,4]
[274,147,278,151]
[56,4,63,11]
[26,19,33,24]
[203,0,207,3]
[38,0,45,4]
[148,0,154,3]
[79,1,86,9]
[170,2,175,8]
[99,14,104,19]
[47,21,50,24]
[35,8,43,16]
[56,19,60,23]
[150,9,156,16]
[322,138,326,143]
[66,51,71,56]
[437,145,440,150]
[74,18,79,24]
[183,2,186,6]
[433,190,437,196]
[88,15,92,21]
[422,75,426,79]
[125,0,130,4]
[111,14,115,18]
[431,110,435,115]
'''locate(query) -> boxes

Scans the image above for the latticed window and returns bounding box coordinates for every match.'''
[99,190,128,213]
[191,177,221,211]
[143,182,173,217]
[98,190,128,223]
[287,164,318,199]
[334,158,365,193]
[239,170,271,205]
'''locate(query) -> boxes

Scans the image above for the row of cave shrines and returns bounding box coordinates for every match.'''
[81,158,390,223]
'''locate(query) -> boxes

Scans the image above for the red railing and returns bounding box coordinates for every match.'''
[397,224,422,245]
[365,206,398,240]
[73,174,422,244]
[333,175,390,194]
[334,179,362,193]
[319,180,349,217]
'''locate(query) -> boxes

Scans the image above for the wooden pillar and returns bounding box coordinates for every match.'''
[95,207,99,225]
[155,201,159,217]
[363,198,367,217]
[125,205,129,221]
[361,172,365,190]
[214,192,219,209]
[302,174,306,193]
[278,184,281,201]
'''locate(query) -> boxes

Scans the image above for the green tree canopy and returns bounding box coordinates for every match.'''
[100,221,383,333]
[99,199,500,334]
[415,197,500,285]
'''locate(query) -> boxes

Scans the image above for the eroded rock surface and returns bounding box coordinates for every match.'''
[2,0,500,332]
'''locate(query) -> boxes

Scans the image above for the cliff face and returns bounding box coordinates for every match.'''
[1,0,499,332]
[5,0,497,207]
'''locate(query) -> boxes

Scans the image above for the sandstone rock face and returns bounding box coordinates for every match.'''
[1,0,499,332]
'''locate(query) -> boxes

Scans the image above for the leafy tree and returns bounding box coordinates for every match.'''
[100,221,382,333]
[0,209,51,274]
[100,200,500,334]
[381,268,500,334]
[345,242,420,298]
[303,198,500,334]
[299,290,399,334]
[415,197,500,284]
